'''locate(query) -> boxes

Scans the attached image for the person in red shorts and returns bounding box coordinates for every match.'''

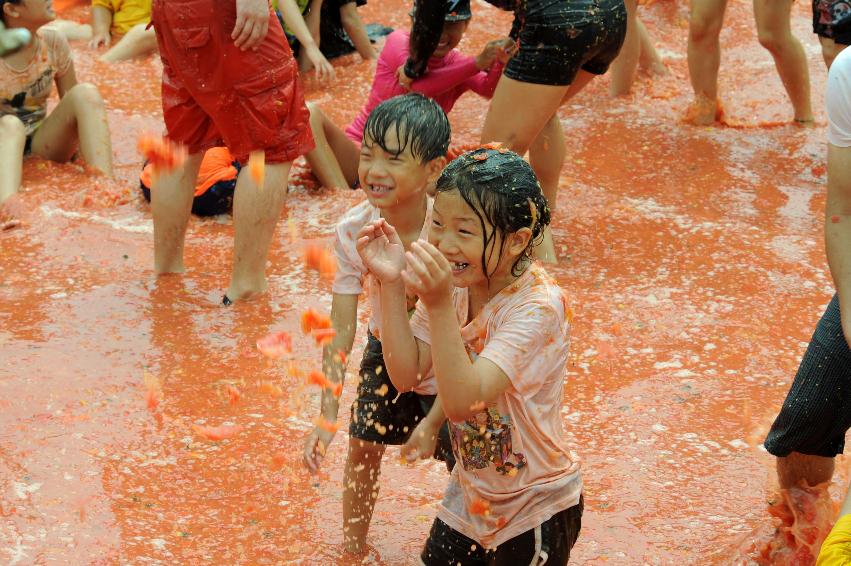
[149,0,323,304]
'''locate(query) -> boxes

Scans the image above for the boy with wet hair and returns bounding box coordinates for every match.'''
[303,0,512,192]
[302,92,454,554]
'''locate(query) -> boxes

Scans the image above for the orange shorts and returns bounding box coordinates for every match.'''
[150,0,314,164]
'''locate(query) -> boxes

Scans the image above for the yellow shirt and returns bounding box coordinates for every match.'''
[91,0,151,35]
[817,514,851,566]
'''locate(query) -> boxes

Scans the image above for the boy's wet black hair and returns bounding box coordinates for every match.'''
[363,92,450,164]
[435,146,551,277]
[0,0,22,24]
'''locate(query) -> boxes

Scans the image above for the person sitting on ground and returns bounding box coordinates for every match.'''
[304,0,513,191]
[140,147,239,217]
[0,0,113,225]
[89,0,157,63]
[276,0,377,72]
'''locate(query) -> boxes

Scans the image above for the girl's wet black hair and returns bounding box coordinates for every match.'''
[436,147,551,278]
[363,92,450,164]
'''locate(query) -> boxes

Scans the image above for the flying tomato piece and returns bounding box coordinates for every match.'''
[256,331,293,359]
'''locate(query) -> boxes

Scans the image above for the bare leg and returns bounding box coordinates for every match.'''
[304,102,361,190]
[342,437,386,553]
[0,115,26,204]
[100,24,158,63]
[225,161,290,301]
[152,152,203,274]
[820,36,849,69]
[637,19,667,75]
[754,0,813,122]
[687,0,728,125]
[609,0,640,96]
[776,452,835,489]
[528,116,564,263]
[43,19,92,42]
[30,83,113,176]
[482,73,596,262]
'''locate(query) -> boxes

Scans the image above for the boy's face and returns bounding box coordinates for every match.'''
[358,127,433,210]
[5,0,55,27]
[434,20,469,57]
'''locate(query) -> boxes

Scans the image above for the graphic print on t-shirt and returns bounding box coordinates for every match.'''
[1,69,52,133]
[450,406,527,475]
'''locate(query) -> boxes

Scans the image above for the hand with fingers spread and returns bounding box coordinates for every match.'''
[402,240,454,308]
[356,219,407,283]
[232,0,270,51]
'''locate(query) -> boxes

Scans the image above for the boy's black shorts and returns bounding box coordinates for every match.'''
[349,332,455,470]
[764,295,851,458]
[421,496,584,565]
[813,0,851,45]
[504,0,627,86]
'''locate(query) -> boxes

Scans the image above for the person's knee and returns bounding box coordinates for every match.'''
[306,101,322,123]
[757,27,788,53]
[689,15,722,45]
[68,83,106,111]
[0,114,26,143]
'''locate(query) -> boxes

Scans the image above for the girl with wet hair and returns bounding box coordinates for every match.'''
[401,0,628,263]
[358,147,583,564]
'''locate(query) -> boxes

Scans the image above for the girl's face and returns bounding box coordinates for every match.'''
[4,0,55,28]
[433,20,469,57]
[430,190,530,289]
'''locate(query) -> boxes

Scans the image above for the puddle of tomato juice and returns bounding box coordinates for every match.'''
[1,0,849,563]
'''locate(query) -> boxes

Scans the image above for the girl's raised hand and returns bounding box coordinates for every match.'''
[356,220,406,283]
[402,241,453,308]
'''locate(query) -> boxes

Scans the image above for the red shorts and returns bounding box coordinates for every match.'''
[150,0,314,164]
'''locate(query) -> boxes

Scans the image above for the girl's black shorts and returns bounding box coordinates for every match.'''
[421,496,584,565]
[505,0,627,86]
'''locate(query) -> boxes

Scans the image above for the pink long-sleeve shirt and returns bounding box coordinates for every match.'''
[345,29,503,143]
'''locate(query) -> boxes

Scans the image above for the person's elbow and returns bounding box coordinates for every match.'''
[339,5,361,26]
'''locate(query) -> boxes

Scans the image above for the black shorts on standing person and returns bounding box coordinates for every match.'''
[814,0,851,45]
[404,0,627,86]
[765,295,851,458]
[350,331,456,470]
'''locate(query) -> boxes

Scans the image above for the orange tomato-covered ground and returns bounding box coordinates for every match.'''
[2,0,850,563]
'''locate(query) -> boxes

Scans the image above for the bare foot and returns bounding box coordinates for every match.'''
[684,95,724,126]
[0,193,25,230]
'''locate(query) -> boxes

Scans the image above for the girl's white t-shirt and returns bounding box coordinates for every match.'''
[409,264,583,548]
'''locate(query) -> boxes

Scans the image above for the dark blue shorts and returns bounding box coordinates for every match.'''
[139,161,240,217]
[764,295,851,458]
